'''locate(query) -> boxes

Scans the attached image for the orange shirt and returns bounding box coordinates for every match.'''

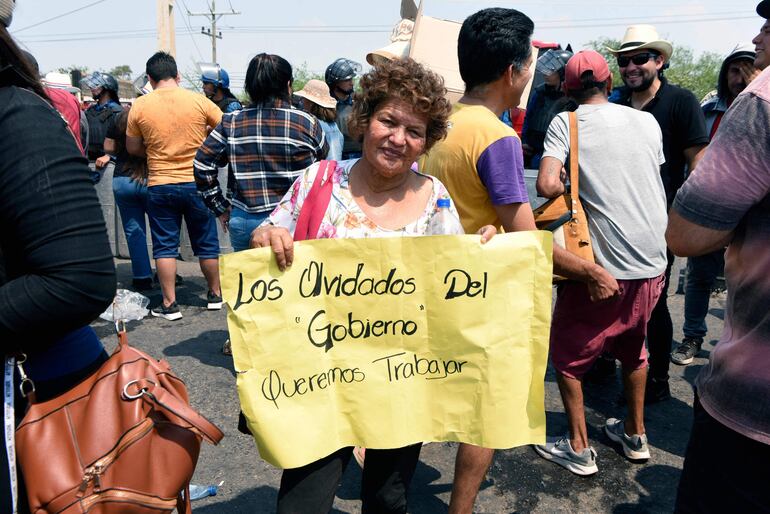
[127,87,222,186]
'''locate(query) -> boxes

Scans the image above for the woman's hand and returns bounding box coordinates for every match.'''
[95,154,111,169]
[218,206,231,233]
[477,225,497,244]
[250,226,294,271]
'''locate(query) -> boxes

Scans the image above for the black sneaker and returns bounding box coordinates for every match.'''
[131,277,154,291]
[671,337,703,366]
[645,377,671,405]
[207,291,223,310]
[151,301,182,321]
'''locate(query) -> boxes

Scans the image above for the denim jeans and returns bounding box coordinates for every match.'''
[229,207,269,252]
[683,250,725,339]
[112,176,152,279]
[146,182,220,259]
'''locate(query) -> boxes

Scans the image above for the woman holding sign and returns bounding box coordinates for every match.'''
[251,58,496,514]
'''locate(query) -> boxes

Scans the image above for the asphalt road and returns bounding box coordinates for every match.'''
[93,256,725,513]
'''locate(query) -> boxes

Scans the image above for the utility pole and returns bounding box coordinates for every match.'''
[187,0,240,63]
[156,0,176,56]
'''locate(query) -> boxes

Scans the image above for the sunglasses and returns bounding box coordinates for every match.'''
[617,52,659,67]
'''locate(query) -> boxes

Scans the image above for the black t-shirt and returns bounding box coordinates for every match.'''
[615,79,709,205]
[106,114,132,177]
[0,86,115,349]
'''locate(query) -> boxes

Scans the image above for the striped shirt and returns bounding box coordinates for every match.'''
[194,98,328,216]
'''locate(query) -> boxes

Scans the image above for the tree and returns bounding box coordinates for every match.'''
[109,65,133,80]
[57,65,89,75]
[587,38,722,101]
[292,62,325,92]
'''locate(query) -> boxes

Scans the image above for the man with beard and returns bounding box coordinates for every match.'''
[325,57,362,159]
[671,43,760,367]
[609,25,709,404]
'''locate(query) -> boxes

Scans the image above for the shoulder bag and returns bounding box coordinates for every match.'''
[15,325,224,513]
[532,111,594,264]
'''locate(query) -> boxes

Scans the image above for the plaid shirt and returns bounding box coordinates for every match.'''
[193,98,328,216]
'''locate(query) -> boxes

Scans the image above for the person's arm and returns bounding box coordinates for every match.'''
[103,137,117,154]
[665,210,732,256]
[678,89,710,173]
[536,156,566,198]
[684,144,707,173]
[0,91,116,350]
[193,120,231,219]
[493,201,619,301]
[125,136,145,157]
[125,106,146,157]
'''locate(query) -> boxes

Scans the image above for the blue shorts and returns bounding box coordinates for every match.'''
[147,182,219,259]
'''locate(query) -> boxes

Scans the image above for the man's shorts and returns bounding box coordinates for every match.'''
[550,275,665,379]
[146,182,219,260]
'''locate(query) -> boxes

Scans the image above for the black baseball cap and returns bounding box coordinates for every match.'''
[758,0,770,19]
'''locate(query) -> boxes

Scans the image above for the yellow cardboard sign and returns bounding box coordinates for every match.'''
[220,232,553,469]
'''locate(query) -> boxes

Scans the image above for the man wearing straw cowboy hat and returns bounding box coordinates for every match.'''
[609,25,709,405]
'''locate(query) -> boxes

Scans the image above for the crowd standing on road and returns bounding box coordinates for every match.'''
[1,0,769,512]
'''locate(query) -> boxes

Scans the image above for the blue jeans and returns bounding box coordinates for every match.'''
[683,249,725,339]
[113,176,152,279]
[229,207,269,252]
[146,182,220,259]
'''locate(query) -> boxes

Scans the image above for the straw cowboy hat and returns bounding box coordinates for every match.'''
[294,79,337,109]
[607,25,673,63]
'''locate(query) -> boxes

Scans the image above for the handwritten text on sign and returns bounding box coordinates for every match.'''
[220,232,553,469]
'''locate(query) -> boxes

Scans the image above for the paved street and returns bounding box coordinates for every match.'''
[94,256,726,513]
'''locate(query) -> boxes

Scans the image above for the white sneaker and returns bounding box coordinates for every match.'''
[604,418,650,460]
[534,436,598,476]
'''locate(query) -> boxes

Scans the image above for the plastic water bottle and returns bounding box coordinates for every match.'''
[189,484,218,501]
[426,198,465,235]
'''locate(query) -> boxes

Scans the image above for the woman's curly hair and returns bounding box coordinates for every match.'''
[348,58,451,152]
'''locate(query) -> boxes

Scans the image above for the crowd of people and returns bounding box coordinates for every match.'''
[1,0,769,512]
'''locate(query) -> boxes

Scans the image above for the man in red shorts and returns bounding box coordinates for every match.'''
[534,51,668,475]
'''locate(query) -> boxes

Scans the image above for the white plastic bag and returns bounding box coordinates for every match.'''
[99,289,150,321]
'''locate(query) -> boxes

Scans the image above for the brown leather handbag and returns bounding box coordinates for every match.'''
[533,111,595,264]
[15,327,224,513]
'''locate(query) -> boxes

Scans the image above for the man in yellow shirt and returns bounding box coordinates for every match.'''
[422,8,620,513]
[127,52,223,320]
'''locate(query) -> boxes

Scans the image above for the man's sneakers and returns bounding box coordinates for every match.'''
[604,418,650,460]
[534,436,598,476]
[207,291,223,310]
[671,337,703,365]
[537,422,651,476]
[151,301,182,321]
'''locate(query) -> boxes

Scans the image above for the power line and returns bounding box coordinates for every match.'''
[538,15,756,29]
[186,0,241,63]
[12,0,110,33]
[176,0,206,61]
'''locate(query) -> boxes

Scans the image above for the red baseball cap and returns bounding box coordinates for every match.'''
[564,50,611,90]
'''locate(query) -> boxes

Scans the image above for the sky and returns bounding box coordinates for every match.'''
[9,0,764,93]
